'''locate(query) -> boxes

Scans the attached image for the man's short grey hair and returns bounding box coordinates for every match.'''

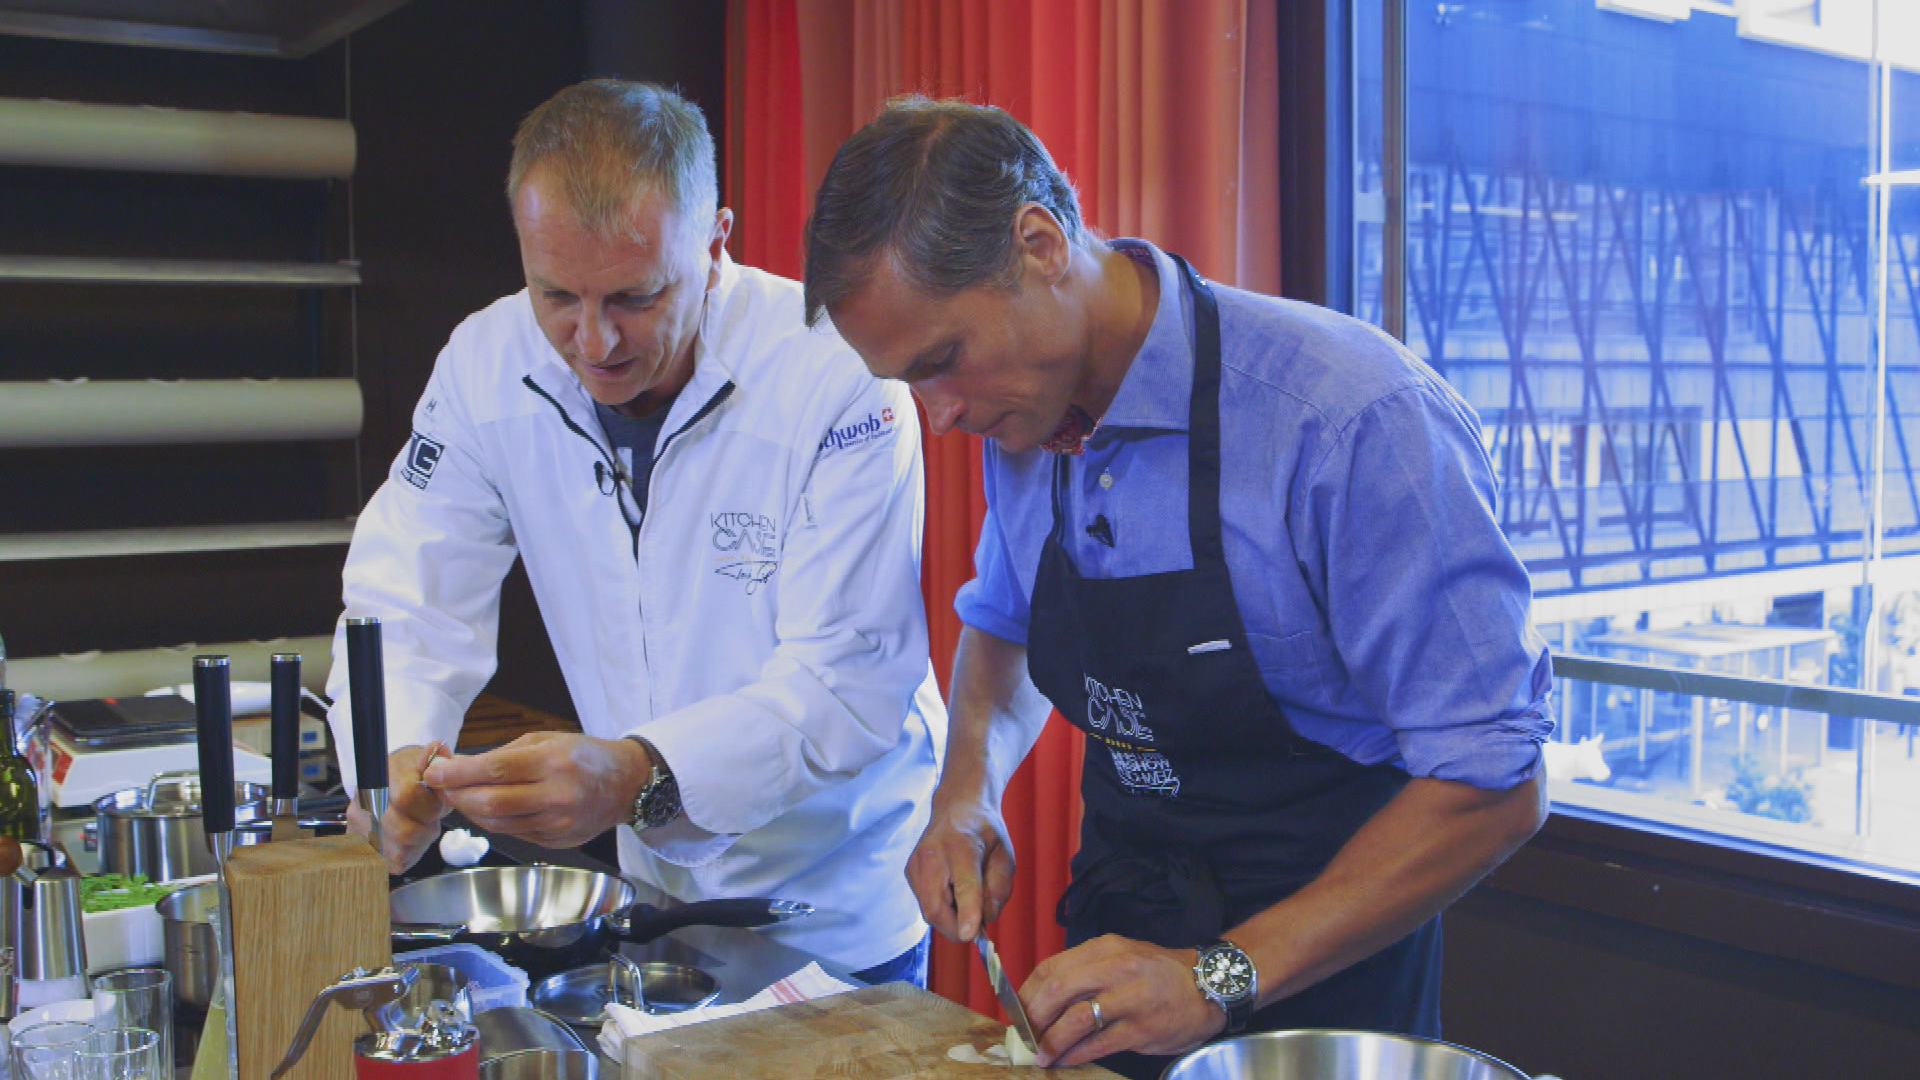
[803,96,1087,327]
[508,79,717,239]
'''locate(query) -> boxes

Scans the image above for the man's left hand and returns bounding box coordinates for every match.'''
[1021,934,1225,1069]
[423,731,651,848]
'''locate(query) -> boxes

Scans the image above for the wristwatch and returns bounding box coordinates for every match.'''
[1194,939,1259,1033]
[625,737,681,830]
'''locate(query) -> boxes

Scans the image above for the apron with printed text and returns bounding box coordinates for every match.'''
[1024,255,1441,1079]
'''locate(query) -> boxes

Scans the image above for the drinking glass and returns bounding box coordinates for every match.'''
[91,969,172,1070]
[72,1029,159,1080]
[11,1021,93,1080]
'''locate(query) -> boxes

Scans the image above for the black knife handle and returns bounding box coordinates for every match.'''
[193,655,236,836]
[271,652,303,801]
[344,618,390,793]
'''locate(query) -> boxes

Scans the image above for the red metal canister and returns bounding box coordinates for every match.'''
[353,1014,479,1080]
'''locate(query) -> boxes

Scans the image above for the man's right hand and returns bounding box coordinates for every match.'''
[345,742,452,874]
[906,793,1017,943]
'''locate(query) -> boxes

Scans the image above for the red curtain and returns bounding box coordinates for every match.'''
[726,0,1279,1018]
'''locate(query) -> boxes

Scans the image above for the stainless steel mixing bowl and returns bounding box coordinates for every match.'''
[1161,1030,1529,1080]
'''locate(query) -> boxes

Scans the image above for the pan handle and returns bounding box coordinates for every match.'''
[390,922,468,946]
[614,898,813,943]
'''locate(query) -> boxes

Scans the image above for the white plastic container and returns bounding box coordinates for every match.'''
[392,943,529,1013]
[81,904,164,974]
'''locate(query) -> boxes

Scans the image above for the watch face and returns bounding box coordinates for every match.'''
[1202,947,1255,998]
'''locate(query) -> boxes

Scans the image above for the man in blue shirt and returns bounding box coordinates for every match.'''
[804,99,1553,1078]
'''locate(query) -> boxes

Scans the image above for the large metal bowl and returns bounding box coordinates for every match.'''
[1161,1030,1529,1080]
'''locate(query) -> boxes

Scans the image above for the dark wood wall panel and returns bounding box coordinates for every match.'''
[1445,884,1920,1080]
[1,0,726,723]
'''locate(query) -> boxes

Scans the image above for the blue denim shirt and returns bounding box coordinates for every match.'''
[955,241,1553,790]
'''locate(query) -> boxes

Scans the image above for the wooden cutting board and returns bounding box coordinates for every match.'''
[617,982,1125,1079]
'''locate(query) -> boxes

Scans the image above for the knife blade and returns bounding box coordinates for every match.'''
[976,933,1040,1056]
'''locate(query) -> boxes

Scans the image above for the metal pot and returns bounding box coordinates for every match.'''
[155,880,220,1008]
[388,865,811,979]
[530,958,720,1031]
[1160,1030,1530,1080]
[473,1007,595,1080]
[94,771,270,882]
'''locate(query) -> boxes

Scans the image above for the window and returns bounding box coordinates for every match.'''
[1356,0,1920,875]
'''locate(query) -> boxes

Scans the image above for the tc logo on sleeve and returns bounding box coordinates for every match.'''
[399,431,446,490]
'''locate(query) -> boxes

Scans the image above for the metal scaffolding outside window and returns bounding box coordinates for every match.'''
[1357,0,1920,876]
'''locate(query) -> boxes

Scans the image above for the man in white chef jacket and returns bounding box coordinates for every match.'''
[325,80,945,984]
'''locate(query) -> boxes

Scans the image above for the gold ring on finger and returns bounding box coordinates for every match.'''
[1088,998,1105,1032]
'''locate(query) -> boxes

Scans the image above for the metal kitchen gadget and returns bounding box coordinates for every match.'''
[975,932,1039,1058]
[269,965,420,1078]
[354,1000,479,1080]
[372,962,474,1031]
[16,846,88,985]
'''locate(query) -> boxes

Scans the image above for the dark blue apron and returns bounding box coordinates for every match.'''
[1024,255,1441,1080]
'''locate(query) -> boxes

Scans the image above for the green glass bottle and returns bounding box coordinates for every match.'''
[0,689,41,842]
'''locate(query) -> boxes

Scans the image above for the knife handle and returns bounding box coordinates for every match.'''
[270,653,302,802]
[344,618,390,794]
[192,655,236,837]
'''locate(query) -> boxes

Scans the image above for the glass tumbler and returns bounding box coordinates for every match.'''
[91,969,172,1071]
[72,1029,160,1080]
[11,1021,94,1080]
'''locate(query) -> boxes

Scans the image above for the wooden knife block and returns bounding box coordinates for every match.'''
[226,835,391,1080]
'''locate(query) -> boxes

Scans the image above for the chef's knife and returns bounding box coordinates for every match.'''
[269,652,308,840]
[192,655,242,1080]
[345,617,391,858]
[976,932,1040,1057]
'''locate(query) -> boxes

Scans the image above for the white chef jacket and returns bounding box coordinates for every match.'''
[325,253,946,970]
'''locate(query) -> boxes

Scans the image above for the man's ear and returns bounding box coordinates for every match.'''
[1013,203,1072,286]
[707,208,736,289]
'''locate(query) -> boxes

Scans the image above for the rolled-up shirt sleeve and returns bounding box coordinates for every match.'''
[1298,383,1552,789]
[954,445,1033,645]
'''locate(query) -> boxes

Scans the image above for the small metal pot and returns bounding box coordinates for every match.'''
[530,959,720,1030]
[473,1008,595,1080]
[94,772,270,882]
[1160,1030,1530,1080]
[155,881,220,1008]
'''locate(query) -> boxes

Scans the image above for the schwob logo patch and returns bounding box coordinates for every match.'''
[817,407,897,456]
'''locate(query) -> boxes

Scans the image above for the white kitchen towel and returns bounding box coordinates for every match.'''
[598,962,858,1058]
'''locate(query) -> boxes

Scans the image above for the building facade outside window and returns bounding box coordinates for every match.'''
[1356,0,1920,874]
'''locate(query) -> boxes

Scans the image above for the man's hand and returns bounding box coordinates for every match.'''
[345,742,452,874]
[423,731,651,848]
[1021,935,1224,1069]
[906,794,1016,943]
